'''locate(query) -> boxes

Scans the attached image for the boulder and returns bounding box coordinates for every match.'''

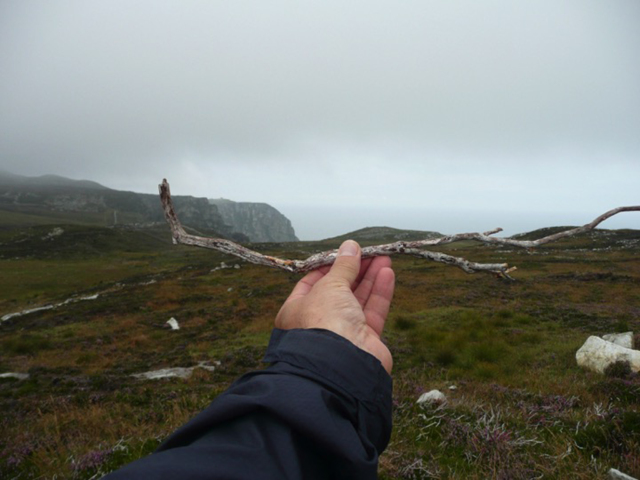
[602,332,634,349]
[576,336,640,374]
[417,389,446,405]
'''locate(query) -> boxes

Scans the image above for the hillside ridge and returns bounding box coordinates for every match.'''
[0,172,297,242]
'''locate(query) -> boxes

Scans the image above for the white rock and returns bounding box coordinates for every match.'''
[234,264,240,269]
[1,304,55,322]
[196,361,220,372]
[227,287,233,292]
[603,332,634,349]
[448,385,458,391]
[42,227,64,240]
[132,362,220,380]
[576,336,640,374]
[608,468,638,480]
[132,367,193,380]
[2,292,102,322]
[0,372,29,380]
[417,389,446,405]
[211,262,233,273]
[82,294,99,301]
[166,318,180,330]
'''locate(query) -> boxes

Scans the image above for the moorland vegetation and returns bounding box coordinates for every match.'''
[0,217,639,479]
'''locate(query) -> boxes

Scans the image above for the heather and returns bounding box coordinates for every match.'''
[1,224,639,478]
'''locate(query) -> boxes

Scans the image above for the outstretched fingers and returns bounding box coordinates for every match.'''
[363,266,395,337]
[283,267,328,304]
[354,255,392,308]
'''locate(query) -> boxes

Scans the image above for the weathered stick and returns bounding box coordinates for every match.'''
[159,179,639,279]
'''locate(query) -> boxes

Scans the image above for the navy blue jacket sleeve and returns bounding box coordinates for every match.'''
[104,328,393,479]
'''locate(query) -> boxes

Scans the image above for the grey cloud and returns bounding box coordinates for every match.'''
[1,1,638,238]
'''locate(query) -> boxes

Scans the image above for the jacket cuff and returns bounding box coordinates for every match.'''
[263,328,392,409]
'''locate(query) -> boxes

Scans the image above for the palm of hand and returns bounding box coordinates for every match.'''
[276,246,395,374]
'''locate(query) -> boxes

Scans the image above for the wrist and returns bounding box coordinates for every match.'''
[308,323,392,374]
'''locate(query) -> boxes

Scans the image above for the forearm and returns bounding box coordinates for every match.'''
[104,329,392,480]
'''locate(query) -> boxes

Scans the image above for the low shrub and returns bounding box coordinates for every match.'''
[3,334,51,355]
[604,360,632,379]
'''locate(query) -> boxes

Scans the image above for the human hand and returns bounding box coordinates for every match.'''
[275,240,395,373]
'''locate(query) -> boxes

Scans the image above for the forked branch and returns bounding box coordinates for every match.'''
[159,179,639,279]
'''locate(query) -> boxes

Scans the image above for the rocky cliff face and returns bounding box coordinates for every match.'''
[0,173,297,242]
[137,193,232,235]
[209,198,298,242]
[0,173,232,235]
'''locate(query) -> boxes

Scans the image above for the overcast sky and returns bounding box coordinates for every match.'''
[1,1,639,239]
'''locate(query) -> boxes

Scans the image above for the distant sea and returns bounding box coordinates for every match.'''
[278,205,640,241]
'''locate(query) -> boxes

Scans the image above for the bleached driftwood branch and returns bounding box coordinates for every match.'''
[159,179,639,279]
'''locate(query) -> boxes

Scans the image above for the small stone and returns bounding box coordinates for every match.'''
[448,385,457,391]
[132,362,220,380]
[234,264,240,269]
[166,318,180,330]
[0,372,29,381]
[608,468,638,480]
[197,361,221,372]
[417,389,446,405]
[42,227,64,240]
[132,367,193,380]
[227,287,233,292]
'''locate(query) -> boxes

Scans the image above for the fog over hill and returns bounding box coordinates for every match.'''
[1,172,638,244]
[0,170,107,190]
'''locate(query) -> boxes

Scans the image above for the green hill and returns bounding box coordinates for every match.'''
[511,226,640,248]
[323,226,443,246]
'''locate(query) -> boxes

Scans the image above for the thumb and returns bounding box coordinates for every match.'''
[329,240,361,286]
